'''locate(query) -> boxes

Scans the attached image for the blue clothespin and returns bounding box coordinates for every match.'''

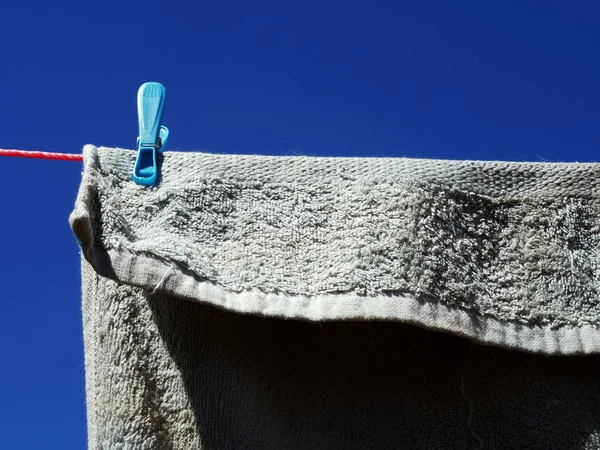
[133,82,169,185]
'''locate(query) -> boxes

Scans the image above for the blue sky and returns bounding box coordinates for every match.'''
[1,1,599,448]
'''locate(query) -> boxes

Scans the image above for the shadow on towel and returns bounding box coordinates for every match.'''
[147,293,600,450]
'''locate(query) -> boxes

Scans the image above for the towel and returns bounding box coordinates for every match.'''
[70,145,600,449]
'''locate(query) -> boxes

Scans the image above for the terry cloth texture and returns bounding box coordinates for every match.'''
[71,145,600,449]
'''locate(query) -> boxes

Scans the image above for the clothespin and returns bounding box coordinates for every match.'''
[133,82,169,185]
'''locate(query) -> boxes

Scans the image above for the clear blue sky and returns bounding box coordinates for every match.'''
[1,1,599,448]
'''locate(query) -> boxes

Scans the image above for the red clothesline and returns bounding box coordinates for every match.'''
[0,149,83,161]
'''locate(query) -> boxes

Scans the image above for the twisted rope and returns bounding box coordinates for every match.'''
[0,149,83,161]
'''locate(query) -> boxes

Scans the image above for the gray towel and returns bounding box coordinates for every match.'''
[71,145,600,449]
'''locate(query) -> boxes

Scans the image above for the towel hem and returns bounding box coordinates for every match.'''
[71,224,600,355]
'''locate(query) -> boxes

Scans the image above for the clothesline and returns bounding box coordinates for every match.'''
[0,148,83,161]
